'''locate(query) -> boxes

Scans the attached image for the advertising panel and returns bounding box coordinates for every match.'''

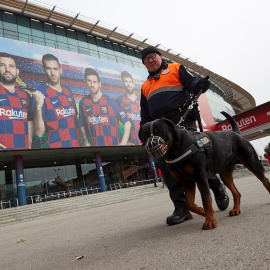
[216,103,270,134]
[0,37,147,149]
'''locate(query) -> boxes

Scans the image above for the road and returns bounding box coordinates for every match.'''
[1,172,270,270]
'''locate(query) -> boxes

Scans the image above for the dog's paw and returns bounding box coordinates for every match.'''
[229,209,241,216]
[202,220,217,230]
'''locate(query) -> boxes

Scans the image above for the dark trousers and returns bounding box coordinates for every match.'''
[158,113,197,211]
[158,159,187,210]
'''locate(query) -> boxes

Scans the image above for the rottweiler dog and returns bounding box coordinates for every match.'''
[139,112,270,230]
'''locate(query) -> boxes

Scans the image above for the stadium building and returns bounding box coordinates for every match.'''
[0,0,258,207]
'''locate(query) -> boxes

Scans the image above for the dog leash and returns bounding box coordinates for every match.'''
[177,89,203,127]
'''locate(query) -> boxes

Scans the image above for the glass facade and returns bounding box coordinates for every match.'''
[0,10,144,69]
[206,90,234,122]
[0,158,152,207]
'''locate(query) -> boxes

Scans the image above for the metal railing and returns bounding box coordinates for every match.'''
[0,179,160,209]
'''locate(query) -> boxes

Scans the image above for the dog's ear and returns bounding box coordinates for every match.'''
[160,118,176,130]
[138,123,149,145]
[160,118,180,143]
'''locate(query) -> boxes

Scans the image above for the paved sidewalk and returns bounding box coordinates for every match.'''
[0,183,167,227]
[1,172,270,270]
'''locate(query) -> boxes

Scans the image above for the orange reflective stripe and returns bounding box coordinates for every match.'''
[142,63,184,99]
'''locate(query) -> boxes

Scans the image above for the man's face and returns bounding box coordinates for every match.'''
[0,57,19,85]
[43,59,62,85]
[85,75,101,95]
[122,76,135,94]
[144,53,162,72]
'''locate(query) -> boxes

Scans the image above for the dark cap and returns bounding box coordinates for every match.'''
[141,46,161,64]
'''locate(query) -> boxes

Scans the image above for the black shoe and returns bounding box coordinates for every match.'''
[166,209,193,225]
[215,190,229,211]
[210,179,229,211]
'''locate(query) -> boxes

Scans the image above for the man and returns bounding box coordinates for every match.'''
[0,52,33,149]
[116,71,141,145]
[140,46,229,225]
[79,68,131,146]
[30,54,81,148]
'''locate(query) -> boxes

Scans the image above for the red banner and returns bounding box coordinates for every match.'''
[216,102,270,132]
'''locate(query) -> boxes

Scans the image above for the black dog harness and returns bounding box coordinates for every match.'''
[165,132,214,178]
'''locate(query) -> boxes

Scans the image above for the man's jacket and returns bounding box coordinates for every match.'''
[140,63,199,125]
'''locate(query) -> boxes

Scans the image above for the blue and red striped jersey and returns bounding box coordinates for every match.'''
[78,93,129,146]
[0,85,31,149]
[116,94,141,145]
[30,83,81,148]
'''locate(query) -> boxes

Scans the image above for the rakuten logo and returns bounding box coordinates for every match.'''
[0,108,27,120]
[127,112,141,121]
[88,116,109,125]
[55,108,75,117]
[221,115,256,131]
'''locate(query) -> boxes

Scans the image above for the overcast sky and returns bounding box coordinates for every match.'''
[36,0,270,153]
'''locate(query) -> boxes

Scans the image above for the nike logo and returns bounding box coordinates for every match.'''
[0,99,7,102]
[125,106,130,110]
[52,100,58,104]
[86,108,92,112]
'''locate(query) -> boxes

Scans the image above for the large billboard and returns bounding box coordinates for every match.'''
[0,37,148,150]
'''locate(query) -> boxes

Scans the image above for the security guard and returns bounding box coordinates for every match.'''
[140,46,229,225]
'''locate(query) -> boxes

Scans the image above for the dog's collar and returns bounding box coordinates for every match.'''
[165,133,212,165]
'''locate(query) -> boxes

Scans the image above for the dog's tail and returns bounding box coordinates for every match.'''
[221,111,241,135]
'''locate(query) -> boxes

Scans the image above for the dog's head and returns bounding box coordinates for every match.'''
[139,118,180,159]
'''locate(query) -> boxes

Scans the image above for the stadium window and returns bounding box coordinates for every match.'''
[30,19,45,46]
[17,16,32,43]
[89,50,99,58]
[105,41,116,55]
[55,26,67,41]
[135,50,142,59]
[87,34,97,45]
[43,22,56,48]
[57,42,69,51]
[99,52,109,60]
[106,49,115,57]
[113,43,121,52]
[89,43,98,53]
[105,40,113,50]
[55,26,68,50]
[98,46,106,53]
[77,32,87,42]
[78,47,91,56]
[128,48,136,57]
[122,53,131,61]
[2,11,18,40]
[77,32,89,51]
[67,29,78,52]
[44,23,56,37]
[69,44,79,53]
[120,45,128,55]
[67,29,77,42]
[96,37,106,48]
[0,11,4,37]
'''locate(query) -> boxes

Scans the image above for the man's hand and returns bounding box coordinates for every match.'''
[32,91,45,110]
[195,75,210,94]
